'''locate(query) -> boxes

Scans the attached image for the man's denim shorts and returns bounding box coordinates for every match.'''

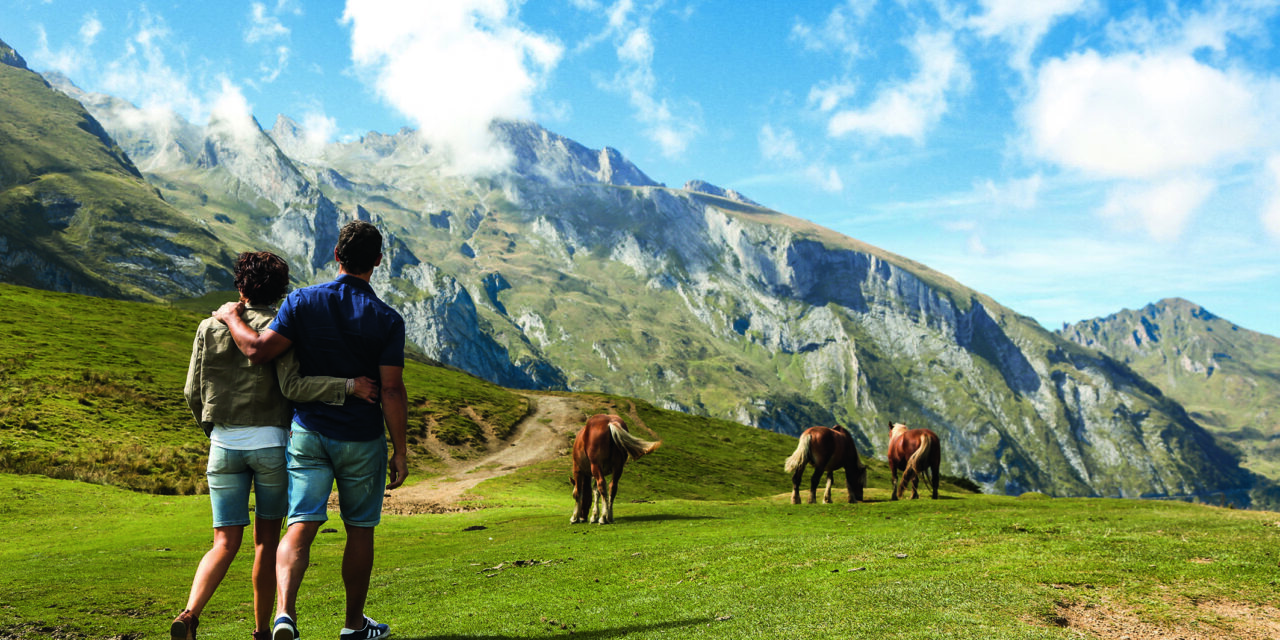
[286,423,388,528]
[206,445,288,527]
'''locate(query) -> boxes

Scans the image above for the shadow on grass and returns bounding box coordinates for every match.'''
[397,617,712,639]
[615,513,717,523]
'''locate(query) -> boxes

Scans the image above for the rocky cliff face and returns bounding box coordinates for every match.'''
[27,66,1263,504]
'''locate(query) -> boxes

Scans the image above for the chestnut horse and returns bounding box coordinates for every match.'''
[887,422,941,500]
[784,425,866,504]
[570,414,661,524]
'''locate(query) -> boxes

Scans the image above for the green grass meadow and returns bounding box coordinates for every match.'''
[2,283,1280,638]
[3,474,1279,639]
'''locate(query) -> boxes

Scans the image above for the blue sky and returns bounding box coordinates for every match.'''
[4,0,1280,337]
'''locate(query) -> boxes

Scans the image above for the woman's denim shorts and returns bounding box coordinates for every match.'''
[206,445,288,527]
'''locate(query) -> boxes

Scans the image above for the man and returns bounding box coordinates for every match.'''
[177,251,378,640]
[215,221,408,640]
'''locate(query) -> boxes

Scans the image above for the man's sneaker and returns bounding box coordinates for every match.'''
[170,609,198,640]
[339,615,389,640]
[272,615,300,640]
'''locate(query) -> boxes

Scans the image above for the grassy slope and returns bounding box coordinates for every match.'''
[0,283,529,493]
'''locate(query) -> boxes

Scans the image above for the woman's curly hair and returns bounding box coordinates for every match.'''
[233,251,290,305]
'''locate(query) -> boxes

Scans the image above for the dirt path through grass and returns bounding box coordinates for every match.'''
[378,392,587,515]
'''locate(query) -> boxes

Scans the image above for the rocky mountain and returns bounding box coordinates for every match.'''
[4,43,1267,505]
[0,39,232,301]
[1060,299,1280,492]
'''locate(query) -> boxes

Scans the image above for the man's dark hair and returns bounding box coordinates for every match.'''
[335,221,383,274]
[234,251,290,305]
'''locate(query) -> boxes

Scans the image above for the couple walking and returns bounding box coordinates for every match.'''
[176,221,408,640]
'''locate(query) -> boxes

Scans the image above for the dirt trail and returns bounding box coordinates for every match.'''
[377,392,589,515]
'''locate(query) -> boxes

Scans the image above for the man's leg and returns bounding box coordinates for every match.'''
[274,521,321,620]
[342,524,375,630]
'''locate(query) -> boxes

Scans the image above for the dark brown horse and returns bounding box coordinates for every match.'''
[887,422,941,500]
[784,425,866,504]
[570,414,661,524]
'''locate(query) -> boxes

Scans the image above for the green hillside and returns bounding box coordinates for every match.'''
[0,283,532,494]
[0,43,233,300]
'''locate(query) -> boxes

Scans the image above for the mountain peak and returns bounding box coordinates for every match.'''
[489,119,659,187]
[0,38,29,71]
[684,180,760,207]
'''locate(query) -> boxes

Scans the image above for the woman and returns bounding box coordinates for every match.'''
[174,252,379,640]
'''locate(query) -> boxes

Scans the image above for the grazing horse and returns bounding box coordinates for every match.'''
[570,414,661,524]
[784,425,867,504]
[886,422,941,500]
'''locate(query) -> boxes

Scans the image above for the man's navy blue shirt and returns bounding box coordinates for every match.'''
[270,274,405,441]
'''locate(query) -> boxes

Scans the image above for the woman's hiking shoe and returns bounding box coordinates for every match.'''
[253,632,272,640]
[272,615,300,640]
[170,609,198,640]
[339,616,389,640]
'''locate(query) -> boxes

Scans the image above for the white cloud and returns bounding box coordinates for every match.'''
[1264,155,1280,240]
[343,0,563,175]
[98,12,207,125]
[258,44,290,83]
[592,4,700,159]
[827,29,968,142]
[79,14,102,46]
[790,0,875,59]
[209,78,261,147]
[246,2,290,43]
[969,0,1090,71]
[807,80,857,113]
[1098,176,1215,242]
[759,124,803,163]
[1024,51,1262,179]
[980,173,1042,209]
[805,164,844,193]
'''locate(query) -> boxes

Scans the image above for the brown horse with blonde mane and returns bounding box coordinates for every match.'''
[571,414,661,524]
[887,422,941,500]
[784,425,866,504]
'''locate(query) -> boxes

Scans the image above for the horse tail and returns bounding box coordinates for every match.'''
[608,420,661,460]
[906,431,936,480]
[784,431,812,474]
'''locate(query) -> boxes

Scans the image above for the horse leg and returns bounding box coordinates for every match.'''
[808,468,821,504]
[604,467,622,524]
[890,465,900,501]
[822,470,834,504]
[593,467,610,524]
[570,471,590,524]
[930,460,940,500]
[910,468,920,499]
[791,465,804,505]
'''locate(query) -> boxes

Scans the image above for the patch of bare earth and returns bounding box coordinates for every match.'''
[373,393,596,515]
[1039,586,1280,639]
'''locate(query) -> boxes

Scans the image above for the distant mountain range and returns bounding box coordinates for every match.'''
[0,36,1269,506]
[1060,298,1280,495]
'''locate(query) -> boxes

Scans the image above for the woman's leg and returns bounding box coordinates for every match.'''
[184,525,245,615]
[252,517,283,634]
